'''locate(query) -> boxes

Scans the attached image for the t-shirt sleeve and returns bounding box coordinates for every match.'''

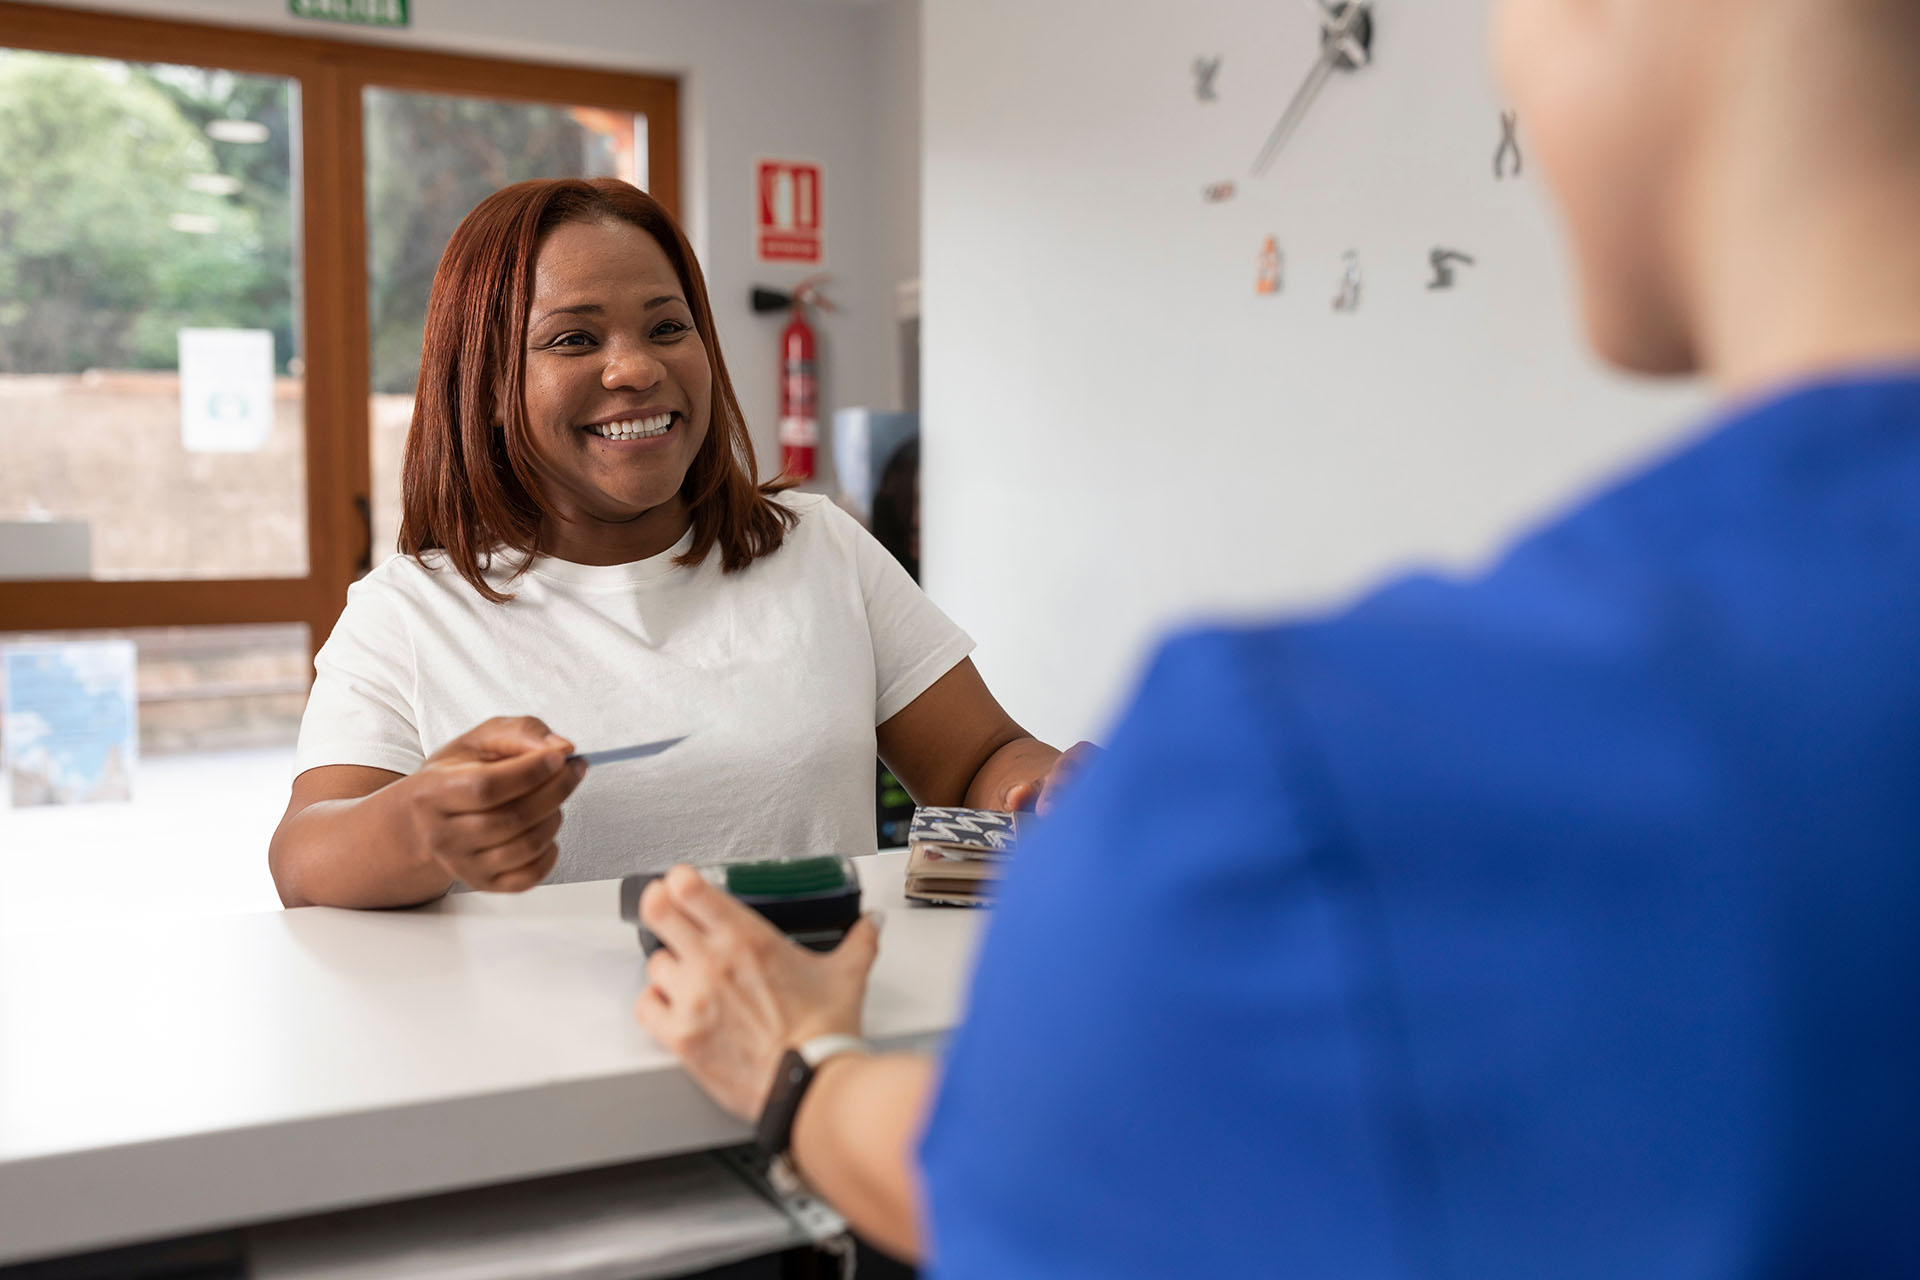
[826,500,975,724]
[916,628,1404,1278]
[293,574,426,778]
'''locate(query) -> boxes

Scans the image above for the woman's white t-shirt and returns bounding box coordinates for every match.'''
[295,493,973,880]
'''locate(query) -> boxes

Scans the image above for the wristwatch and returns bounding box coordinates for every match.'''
[756,1033,871,1157]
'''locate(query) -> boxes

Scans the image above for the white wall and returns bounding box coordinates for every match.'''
[921,0,1712,746]
[868,0,922,411]
[20,0,920,488]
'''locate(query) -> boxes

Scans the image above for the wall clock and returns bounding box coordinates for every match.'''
[1193,2,1510,304]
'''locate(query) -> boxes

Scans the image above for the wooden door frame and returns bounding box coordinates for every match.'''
[0,1,679,654]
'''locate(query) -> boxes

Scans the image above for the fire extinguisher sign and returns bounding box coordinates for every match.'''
[755,158,825,265]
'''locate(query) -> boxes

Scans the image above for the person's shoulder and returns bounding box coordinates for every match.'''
[1121,623,1306,749]
[764,490,868,557]
[360,549,442,582]
[338,551,490,630]
[352,550,461,599]
[768,488,849,528]
[1302,378,1914,672]
[1136,623,1289,697]
[1503,372,1920,580]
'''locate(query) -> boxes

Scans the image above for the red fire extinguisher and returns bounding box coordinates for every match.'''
[753,277,833,481]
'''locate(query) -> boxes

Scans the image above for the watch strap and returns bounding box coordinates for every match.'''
[755,1033,871,1157]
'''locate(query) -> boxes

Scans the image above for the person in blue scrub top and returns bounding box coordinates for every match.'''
[631,0,1920,1273]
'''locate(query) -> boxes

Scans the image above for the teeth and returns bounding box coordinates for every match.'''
[588,412,673,440]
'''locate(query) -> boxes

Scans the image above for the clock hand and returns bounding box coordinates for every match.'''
[1253,45,1340,176]
[1253,1,1374,177]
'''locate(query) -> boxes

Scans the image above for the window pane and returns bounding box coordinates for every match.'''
[364,88,646,561]
[0,623,306,925]
[0,50,306,582]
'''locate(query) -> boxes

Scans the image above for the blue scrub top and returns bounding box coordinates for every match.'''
[919,374,1920,1278]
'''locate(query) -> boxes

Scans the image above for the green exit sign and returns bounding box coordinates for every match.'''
[289,0,409,27]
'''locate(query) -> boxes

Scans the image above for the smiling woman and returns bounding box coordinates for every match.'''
[267,179,1090,910]
[400,181,784,598]
[518,220,718,563]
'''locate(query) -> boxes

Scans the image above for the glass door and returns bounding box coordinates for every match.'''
[0,49,309,585]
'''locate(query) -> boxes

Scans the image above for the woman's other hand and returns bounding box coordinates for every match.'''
[1003,739,1101,815]
[635,865,882,1122]
[401,716,586,892]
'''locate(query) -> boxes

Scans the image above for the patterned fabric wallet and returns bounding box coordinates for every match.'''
[904,806,1027,907]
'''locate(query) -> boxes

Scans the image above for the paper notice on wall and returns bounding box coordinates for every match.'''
[2,640,138,807]
[179,327,275,453]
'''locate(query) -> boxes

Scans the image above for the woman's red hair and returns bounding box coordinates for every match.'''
[399,178,795,602]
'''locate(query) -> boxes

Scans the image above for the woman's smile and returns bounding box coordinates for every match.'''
[583,409,678,443]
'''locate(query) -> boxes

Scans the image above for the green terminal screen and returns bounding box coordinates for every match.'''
[724,857,849,899]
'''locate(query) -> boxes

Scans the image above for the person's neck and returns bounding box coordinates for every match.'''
[539,499,692,566]
[1683,54,1920,397]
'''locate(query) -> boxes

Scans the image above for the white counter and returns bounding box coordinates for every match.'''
[0,851,980,1268]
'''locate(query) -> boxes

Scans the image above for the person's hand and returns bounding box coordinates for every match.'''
[398,716,585,893]
[1003,739,1101,816]
[635,865,882,1122]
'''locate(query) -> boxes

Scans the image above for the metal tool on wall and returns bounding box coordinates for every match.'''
[1428,248,1477,290]
[1193,56,1221,102]
[1333,250,1363,312]
[1496,110,1523,180]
